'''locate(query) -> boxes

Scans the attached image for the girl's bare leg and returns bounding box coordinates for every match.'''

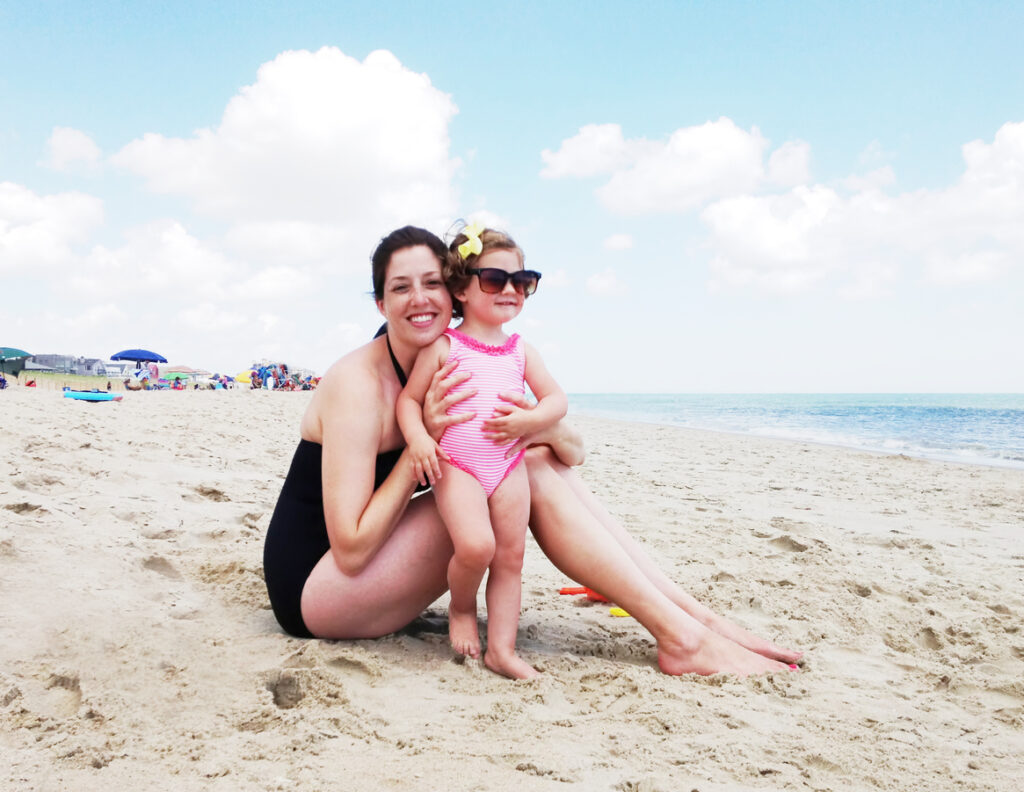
[434,463,494,659]
[524,448,792,676]
[556,459,802,664]
[481,464,538,680]
[301,492,452,639]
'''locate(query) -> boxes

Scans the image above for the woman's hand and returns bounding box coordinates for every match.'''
[423,359,477,441]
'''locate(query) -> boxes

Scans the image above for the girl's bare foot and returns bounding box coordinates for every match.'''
[448,605,481,658]
[484,649,540,680]
[657,627,793,677]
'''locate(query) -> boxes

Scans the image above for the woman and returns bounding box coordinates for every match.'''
[263,226,800,676]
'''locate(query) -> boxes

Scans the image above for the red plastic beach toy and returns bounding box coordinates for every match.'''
[558,585,610,603]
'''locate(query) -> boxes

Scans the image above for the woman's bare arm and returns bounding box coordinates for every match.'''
[319,363,421,575]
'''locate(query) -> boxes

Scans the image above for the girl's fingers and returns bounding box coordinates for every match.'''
[497,391,532,409]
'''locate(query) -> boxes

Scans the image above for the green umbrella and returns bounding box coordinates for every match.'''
[164,371,191,380]
[0,347,31,374]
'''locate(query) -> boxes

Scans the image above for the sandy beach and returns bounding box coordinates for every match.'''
[1,387,1022,791]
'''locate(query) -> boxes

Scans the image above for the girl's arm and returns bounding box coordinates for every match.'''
[319,363,422,575]
[482,341,568,446]
[395,338,451,486]
[488,392,586,466]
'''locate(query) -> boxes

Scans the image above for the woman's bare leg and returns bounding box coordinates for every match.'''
[556,460,802,664]
[434,464,494,659]
[481,464,538,680]
[525,448,791,676]
[300,492,452,639]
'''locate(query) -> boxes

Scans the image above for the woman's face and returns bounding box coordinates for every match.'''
[376,244,453,348]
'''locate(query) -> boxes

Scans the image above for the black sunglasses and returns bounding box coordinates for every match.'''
[467,268,542,296]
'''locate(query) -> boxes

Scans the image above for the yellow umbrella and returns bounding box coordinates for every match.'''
[235,371,252,384]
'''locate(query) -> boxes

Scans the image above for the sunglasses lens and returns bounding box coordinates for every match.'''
[512,271,540,296]
[477,269,507,292]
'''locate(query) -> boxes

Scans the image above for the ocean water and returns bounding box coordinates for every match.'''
[568,393,1024,470]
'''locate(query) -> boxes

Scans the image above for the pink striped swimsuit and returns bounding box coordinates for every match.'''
[439,328,526,496]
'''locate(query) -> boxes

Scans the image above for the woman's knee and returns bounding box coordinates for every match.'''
[524,445,562,494]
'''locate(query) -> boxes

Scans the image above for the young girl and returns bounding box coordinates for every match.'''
[397,223,567,680]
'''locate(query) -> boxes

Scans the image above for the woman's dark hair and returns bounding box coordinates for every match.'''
[371,226,447,300]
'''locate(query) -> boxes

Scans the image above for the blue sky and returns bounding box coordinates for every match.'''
[2,1,1022,391]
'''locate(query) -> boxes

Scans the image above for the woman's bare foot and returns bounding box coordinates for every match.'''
[484,649,540,680]
[448,605,481,658]
[704,614,803,664]
[657,627,793,677]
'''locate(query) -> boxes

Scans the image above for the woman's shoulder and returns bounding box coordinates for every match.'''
[318,342,386,400]
[302,342,389,439]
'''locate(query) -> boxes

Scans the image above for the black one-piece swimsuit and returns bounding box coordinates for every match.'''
[262,440,407,637]
[262,330,418,637]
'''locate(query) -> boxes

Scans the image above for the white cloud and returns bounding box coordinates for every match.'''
[41,127,102,171]
[0,182,104,271]
[544,118,798,214]
[767,140,811,187]
[540,123,648,178]
[703,121,1024,293]
[77,220,239,298]
[597,119,769,213]
[111,47,459,231]
[586,267,625,295]
[603,233,633,250]
[840,166,896,192]
[463,209,511,235]
[543,268,570,287]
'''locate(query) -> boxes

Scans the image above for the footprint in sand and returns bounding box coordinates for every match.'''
[194,485,230,502]
[916,626,943,651]
[3,502,44,514]
[142,555,182,579]
[769,535,809,553]
[43,672,83,718]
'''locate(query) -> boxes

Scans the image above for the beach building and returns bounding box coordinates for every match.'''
[26,355,119,376]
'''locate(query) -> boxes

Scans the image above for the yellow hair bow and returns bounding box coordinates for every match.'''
[458,221,485,260]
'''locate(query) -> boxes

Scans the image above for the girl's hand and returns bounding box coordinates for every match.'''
[485,392,584,462]
[407,436,448,487]
[423,359,477,442]
[481,392,536,454]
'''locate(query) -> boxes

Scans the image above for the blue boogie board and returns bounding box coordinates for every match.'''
[63,390,123,402]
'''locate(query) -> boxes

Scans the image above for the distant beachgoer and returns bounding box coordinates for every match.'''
[262,225,801,677]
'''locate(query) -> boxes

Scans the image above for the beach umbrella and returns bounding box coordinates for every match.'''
[0,347,31,374]
[164,371,190,380]
[235,371,252,383]
[110,348,168,365]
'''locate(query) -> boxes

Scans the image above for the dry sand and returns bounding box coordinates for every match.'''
[1,388,1022,791]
